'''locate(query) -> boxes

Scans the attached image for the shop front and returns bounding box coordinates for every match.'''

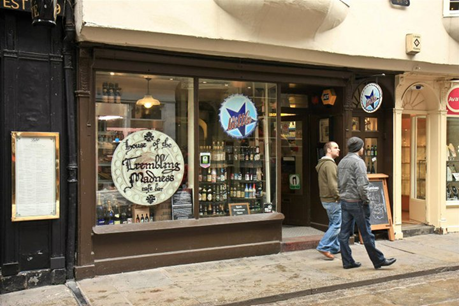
[75,47,397,279]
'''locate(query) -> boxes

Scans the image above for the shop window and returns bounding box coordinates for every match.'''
[364,117,378,131]
[364,138,378,173]
[415,117,426,200]
[95,72,193,225]
[198,79,277,216]
[445,0,459,16]
[447,117,459,204]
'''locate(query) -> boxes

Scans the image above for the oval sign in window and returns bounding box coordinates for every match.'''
[111,130,184,206]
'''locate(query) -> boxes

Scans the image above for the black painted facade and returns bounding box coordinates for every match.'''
[0,7,76,293]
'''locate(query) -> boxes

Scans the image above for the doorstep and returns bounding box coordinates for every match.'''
[281,235,322,252]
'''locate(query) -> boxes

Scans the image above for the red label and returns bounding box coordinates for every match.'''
[447,87,459,115]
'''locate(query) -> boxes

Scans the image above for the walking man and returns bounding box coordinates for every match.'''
[337,137,396,269]
[316,141,341,260]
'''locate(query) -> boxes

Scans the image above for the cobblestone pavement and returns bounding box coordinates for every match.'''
[258,270,459,306]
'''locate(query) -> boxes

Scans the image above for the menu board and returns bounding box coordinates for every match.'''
[368,180,389,225]
[12,132,60,221]
[229,203,250,216]
[171,189,193,220]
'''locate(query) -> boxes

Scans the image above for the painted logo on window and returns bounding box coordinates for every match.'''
[447,87,459,115]
[111,130,184,206]
[360,83,383,113]
[219,94,258,139]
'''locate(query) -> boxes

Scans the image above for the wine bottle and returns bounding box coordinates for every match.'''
[96,196,105,226]
[127,206,133,224]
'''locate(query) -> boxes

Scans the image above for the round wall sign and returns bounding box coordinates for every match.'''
[219,94,258,139]
[446,87,459,115]
[360,83,383,113]
[111,130,184,206]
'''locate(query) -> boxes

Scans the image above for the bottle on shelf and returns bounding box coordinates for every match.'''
[113,201,120,225]
[254,146,260,161]
[140,214,145,223]
[127,206,133,224]
[120,206,127,224]
[207,168,212,182]
[145,213,149,223]
[96,195,105,226]
[108,83,115,103]
[102,82,108,103]
[105,200,114,225]
[136,214,140,223]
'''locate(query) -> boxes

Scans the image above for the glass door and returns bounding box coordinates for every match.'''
[280,116,307,225]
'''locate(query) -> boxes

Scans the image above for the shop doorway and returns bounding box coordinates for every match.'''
[280,112,310,225]
[401,114,427,224]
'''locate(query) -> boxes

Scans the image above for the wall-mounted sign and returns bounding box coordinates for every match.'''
[360,83,383,113]
[321,89,337,106]
[111,130,184,206]
[11,132,60,221]
[446,87,459,115]
[219,94,258,139]
[0,0,64,16]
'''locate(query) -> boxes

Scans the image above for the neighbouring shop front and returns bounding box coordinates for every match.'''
[75,46,397,279]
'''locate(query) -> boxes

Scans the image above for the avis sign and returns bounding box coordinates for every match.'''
[447,87,459,115]
[111,130,184,206]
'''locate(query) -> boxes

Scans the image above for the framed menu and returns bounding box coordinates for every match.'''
[11,132,60,221]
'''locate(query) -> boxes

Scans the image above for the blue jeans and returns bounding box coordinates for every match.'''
[338,200,385,268]
[317,201,341,254]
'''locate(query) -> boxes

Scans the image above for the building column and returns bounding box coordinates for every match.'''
[393,107,404,239]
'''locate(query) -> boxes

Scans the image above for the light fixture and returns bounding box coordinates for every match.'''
[136,77,160,109]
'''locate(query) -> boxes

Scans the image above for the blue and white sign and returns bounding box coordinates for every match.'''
[360,83,383,113]
[219,94,258,139]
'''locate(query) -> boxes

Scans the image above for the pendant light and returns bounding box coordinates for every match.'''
[136,77,160,109]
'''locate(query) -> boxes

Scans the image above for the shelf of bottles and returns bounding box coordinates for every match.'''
[198,141,265,217]
[364,138,378,174]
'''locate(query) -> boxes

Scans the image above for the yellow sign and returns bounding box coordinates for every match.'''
[321,89,337,106]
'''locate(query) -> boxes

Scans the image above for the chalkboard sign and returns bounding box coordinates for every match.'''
[229,203,250,216]
[171,188,193,220]
[368,181,389,225]
[366,174,395,241]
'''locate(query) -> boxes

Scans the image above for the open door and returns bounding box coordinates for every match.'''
[280,112,309,225]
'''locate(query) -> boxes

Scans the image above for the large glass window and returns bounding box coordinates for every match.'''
[198,79,277,217]
[415,117,426,200]
[447,117,459,204]
[95,72,193,225]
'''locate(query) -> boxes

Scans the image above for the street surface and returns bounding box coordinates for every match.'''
[259,270,459,306]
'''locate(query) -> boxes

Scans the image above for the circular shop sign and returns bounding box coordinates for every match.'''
[360,83,383,113]
[219,94,258,139]
[446,86,459,114]
[111,130,184,206]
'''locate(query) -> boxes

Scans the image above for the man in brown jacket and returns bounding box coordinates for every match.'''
[315,141,340,259]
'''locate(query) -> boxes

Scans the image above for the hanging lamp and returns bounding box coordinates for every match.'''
[136,77,160,109]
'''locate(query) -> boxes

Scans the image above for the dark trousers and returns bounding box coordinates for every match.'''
[338,200,385,268]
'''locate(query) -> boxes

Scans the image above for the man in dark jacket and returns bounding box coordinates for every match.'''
[316,141,340,260]
[337,137,396,269]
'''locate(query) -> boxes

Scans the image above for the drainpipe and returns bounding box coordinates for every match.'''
[63,0,77,280]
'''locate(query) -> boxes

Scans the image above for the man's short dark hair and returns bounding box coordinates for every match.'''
[323,141,335,153]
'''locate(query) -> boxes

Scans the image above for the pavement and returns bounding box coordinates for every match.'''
[1,233,458,306]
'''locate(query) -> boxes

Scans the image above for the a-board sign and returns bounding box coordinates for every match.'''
[367,174,395,241]
[229,203,250,216]
[367,180,389,225]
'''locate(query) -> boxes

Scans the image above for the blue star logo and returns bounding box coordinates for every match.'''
[227,103,249,136]
[365,90,379,110]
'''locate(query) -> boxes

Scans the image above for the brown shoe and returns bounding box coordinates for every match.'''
[318,250,334,260]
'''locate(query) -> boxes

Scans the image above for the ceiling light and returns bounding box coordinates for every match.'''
[136,78,160,109]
